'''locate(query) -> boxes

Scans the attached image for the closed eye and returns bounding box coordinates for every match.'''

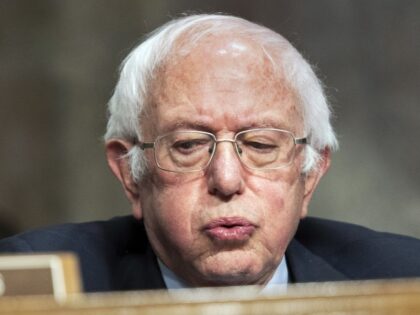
[243,140,278,151]
[172,139,210,154]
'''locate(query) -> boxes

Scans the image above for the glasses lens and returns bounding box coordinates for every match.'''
[236,129,295,169]
[155,131,214,172]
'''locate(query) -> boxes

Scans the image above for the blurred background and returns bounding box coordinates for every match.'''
[0,0,419,239]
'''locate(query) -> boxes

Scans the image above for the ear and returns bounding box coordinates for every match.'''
[105,139,143,219]
[300,148,331,219]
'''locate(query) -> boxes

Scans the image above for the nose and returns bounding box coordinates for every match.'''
[207,140,245,198]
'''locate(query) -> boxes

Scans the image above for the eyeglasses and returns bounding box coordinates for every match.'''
[135,128,308,173]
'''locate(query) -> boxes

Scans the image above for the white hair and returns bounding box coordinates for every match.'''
[105,14,338,181]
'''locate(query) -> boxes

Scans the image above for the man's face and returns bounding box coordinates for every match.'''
[130,36,323,286]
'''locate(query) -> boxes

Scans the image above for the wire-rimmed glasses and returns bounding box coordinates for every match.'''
[136,128,308,173]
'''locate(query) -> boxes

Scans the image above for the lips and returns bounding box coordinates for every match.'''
[203,217,256,242]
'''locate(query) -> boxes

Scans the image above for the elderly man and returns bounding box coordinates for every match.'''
[1,14,420,292]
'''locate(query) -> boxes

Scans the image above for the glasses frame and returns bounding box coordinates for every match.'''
[135,128,308,173]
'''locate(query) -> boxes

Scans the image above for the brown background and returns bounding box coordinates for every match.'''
[0,0,419,238]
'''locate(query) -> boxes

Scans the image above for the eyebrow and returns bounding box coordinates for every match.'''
[237,121,290,131]
[235,117,298,133]
[160,120,214,133]
[160,119,295,134]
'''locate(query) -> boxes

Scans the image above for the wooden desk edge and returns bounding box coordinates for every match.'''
[1,278,420,314]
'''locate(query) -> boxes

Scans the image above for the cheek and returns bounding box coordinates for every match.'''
[141,172,203,247]
[248,169,305,245]
[248,165,303,211]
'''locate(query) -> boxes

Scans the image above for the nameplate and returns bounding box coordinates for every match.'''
[0,253,81,300]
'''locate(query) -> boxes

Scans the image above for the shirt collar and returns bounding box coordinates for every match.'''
[158,257,289,292]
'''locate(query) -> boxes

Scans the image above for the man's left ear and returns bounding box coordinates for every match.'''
[105,139,143,220]
[300,148,331,218]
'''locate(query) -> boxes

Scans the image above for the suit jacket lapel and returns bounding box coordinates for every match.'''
[112,218,166,291]
[114,244,166,290]
[286,239,348,283]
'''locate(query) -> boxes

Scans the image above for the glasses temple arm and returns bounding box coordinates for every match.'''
[132,138,155,150]
[295,137,308,145]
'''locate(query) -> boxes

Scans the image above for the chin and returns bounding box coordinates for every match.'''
[200,268,266,286]
[196,251,269,286]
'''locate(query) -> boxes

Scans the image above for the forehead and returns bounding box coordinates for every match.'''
[144,34,303,136]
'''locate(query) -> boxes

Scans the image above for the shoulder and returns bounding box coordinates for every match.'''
[0,216,150,291]
[0,216,144,253]
[294,217,420,279]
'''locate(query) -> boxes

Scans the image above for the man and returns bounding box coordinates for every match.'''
[1,14,420,292]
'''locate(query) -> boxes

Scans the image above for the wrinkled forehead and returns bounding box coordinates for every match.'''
[142,33,303,135]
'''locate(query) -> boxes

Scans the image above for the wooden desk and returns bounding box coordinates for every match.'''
[1,279,420,314]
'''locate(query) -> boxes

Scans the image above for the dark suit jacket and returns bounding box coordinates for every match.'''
[0,216,419,292]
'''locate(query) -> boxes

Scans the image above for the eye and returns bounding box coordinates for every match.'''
[174,141,196,150]
[172,139,209,153]
[243,140,278,151]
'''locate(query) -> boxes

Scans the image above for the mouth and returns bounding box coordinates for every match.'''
[203,217,256,242]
